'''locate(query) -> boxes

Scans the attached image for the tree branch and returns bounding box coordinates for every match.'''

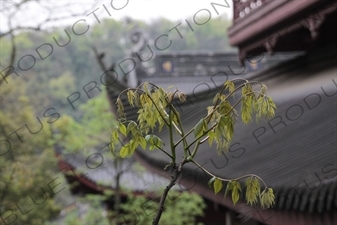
[152,159,186,225]
[190,159,268,188]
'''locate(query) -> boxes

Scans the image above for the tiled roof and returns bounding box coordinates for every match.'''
[56,147,179,192]
[108,46,337,215]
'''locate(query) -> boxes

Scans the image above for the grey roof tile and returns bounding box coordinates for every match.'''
[115,47,337,213]
[58,151,178,192]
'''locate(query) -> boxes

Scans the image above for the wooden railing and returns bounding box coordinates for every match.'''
[233,0,268,21]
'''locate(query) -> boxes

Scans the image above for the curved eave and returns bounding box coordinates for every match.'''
[132,46,337,224]
[135,150,337,225]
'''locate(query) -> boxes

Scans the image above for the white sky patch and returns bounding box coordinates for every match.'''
[0,0,233,32]
[113,0,233,22]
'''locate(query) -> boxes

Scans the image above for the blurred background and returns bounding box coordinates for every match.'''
[0,1,234,225]
[1,0,336,225]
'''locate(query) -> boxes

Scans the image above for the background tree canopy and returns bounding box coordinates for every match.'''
[0,13,233,224]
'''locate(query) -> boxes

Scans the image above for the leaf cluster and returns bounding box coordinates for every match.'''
[110,80,276,210]
[208,176,275,208]
[205,80,276,154]
[113,80,276,157]
[242,83,276,123]
[111,82,185,158]
[110,120,152,158]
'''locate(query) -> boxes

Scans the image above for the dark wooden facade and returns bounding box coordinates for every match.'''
[229,0,337,62]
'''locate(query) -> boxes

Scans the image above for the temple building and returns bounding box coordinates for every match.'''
[57,1,337,224]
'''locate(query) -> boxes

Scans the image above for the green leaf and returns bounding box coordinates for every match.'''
[127,121,137,134]
[208,131,215,146]
[260,188,275,208]
[111,129,118,140]
[217,115,227,133]
[139,136,147,150]
[208,177,216,188]
[224,180,233,198]
[213,178,223,194]
[120,145,129,158]
[245,177,260,205]
[213,93,220,104]
[194,118,204,138]
[120,140,137,158]
[116,98,125,118]
[232,180,241,205]
[232,188,240,205]
[158,87,166,98]
[109,143,114,154]
[224,180,241,205]
[143,81,150,94]
[130,139,138,152]
[218,100,232,115]
[144,134,164,150]
[110,129,119,154]
[158,117,166,132]
[153,135,165,148]
[152,135,159,146]
[127,90,135,106]
[119,124,127,136]
[260,84,267,94]
[234,180,242,192]
[224,80,235,93]
[266,96,277,119]
[145,134,151,142]
[140,93,148,106]
[241,95,253,124]
[242,83,253,96]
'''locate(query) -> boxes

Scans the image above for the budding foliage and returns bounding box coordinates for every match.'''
[110,80,276,209]
[207,176,275,208]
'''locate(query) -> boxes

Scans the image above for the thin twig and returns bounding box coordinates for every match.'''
[190,159,268,188]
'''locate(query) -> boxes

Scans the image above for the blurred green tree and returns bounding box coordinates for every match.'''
[0,78,62,225]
